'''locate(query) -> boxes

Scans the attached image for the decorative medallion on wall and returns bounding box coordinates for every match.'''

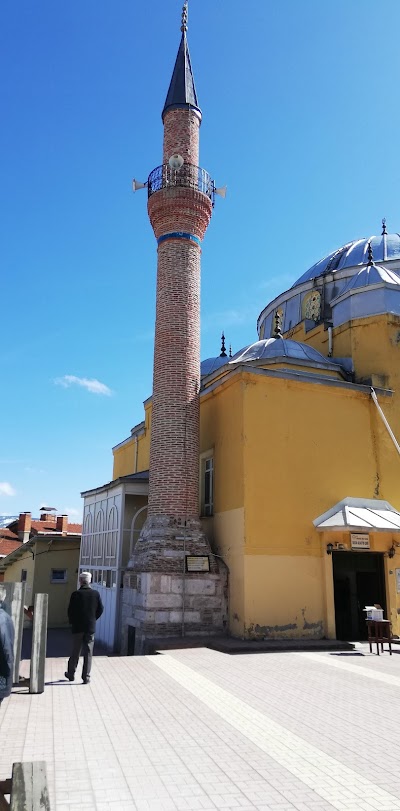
[303,290,321,321]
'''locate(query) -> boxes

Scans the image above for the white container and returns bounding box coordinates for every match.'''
[363,606,384,622]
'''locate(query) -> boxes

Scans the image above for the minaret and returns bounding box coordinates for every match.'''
[124,3,226,654]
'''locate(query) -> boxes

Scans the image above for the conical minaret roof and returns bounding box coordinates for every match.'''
[162,4,202,122]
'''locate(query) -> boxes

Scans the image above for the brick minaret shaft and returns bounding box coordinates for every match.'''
[122,6,227,653]
[147,24,211,521]
[147,120,211,518]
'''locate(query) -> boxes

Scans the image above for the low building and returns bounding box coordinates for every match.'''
[0,511,82,627]
[0,529,22,582]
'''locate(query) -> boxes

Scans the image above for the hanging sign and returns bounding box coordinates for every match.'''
[351,533,370,550]
[186,556,210,573]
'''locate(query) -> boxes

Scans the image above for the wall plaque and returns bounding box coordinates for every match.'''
[351,533,370,550]
[186,555,210,573]
[396,569,400,593]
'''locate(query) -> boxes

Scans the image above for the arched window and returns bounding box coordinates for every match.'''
[105,506,118,563]
[93,509,105,562]
[129,505,148,559]
[81,512,93,563]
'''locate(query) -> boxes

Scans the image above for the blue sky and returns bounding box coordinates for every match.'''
[1,0,400,519]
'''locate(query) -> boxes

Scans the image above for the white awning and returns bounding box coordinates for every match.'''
[313,497,400,531]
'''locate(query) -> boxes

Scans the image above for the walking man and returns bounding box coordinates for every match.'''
[0,586,15,707]
[65,572,103,684]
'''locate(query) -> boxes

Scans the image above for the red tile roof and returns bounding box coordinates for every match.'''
[0,528,19,540]
[30,520,82,535]
[6,518,82,537]
[0,538,21,557]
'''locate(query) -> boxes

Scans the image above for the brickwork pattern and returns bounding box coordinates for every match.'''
[122,83,225,647]
[163,108,200,166]
[147,187,212,519]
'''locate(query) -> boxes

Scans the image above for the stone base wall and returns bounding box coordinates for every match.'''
[121,516,228,654]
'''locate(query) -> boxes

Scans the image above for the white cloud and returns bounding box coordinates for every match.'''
[202,308,255,332]
[63,507,82,519]
[54,375,112,396]
[0,482,16,497]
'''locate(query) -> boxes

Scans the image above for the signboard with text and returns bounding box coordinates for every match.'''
[351,533,370,550]
[186,556,210,573]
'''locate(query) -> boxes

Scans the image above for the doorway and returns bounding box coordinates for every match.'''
[332,551,386,640]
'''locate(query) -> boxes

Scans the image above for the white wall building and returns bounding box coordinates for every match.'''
[80,472,148,651]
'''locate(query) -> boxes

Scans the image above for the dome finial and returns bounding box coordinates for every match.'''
[382,217,387,235]
[229,344,232,358]
[181,1,188,33]
[273,311,282,338]
[367,241,374,266]
[220,332,227,357]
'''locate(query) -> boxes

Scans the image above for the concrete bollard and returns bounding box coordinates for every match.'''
[2,582,26,685]
[29,594,48,694]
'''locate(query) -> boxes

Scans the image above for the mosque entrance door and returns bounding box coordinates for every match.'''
[332,552,386,640]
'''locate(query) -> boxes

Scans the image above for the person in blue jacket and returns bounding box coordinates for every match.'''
[0,587,15,706]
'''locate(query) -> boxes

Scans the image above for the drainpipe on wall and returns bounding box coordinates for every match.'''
[370,387,400,456]
[328,325,333,357]
[134,436,138,473]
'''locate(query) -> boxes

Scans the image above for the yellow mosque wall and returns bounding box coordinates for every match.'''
[113,439,136,479]
[112,312,400,640]
[201,366,400,639]
[200,377,246,636]
[113,403,152,479]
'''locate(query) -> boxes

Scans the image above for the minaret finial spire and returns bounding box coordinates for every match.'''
[274,311,282,338]
[220,332,227,358]
[181,1,188,33]
[367,241,373,266]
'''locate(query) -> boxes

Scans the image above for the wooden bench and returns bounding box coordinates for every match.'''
[0,762,50,810]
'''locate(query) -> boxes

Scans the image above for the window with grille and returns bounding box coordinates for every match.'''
[202,457,214,516]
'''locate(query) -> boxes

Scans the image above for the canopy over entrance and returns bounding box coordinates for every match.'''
[313,497,400,531]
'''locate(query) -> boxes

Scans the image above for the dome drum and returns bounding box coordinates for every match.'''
[258,233,400,338]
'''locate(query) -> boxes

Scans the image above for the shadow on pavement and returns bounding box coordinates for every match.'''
[21,628,109,660]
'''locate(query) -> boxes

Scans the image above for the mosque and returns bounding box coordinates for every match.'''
[80,6,400,652]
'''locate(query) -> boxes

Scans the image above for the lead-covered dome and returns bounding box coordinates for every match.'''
[201,356,228,377]
[257,228,400,337]
[230,338,341,368]
[293,233,400,287]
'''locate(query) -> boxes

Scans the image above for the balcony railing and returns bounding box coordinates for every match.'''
[147,163,214,203]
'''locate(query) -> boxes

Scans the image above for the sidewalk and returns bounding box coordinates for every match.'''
[2,644,400,810]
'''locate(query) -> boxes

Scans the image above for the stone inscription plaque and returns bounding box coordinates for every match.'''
[186,555,210,573]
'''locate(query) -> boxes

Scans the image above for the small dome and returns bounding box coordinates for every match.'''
[201,356,228,377]
[230,338,337,366]
[292,233,400,288]
[332,263,400,301]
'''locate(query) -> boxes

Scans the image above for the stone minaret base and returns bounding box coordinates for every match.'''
[121,516,228,655]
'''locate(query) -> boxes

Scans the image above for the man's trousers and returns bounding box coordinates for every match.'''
[67,632,94,681]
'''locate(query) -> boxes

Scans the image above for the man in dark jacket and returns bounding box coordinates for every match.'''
[65,572,103,684]
[0,587,15,706]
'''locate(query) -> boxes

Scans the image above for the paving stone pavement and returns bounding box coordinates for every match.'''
[1,643,400,810]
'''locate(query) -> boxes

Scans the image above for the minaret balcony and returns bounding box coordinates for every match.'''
[148,163,214,204]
